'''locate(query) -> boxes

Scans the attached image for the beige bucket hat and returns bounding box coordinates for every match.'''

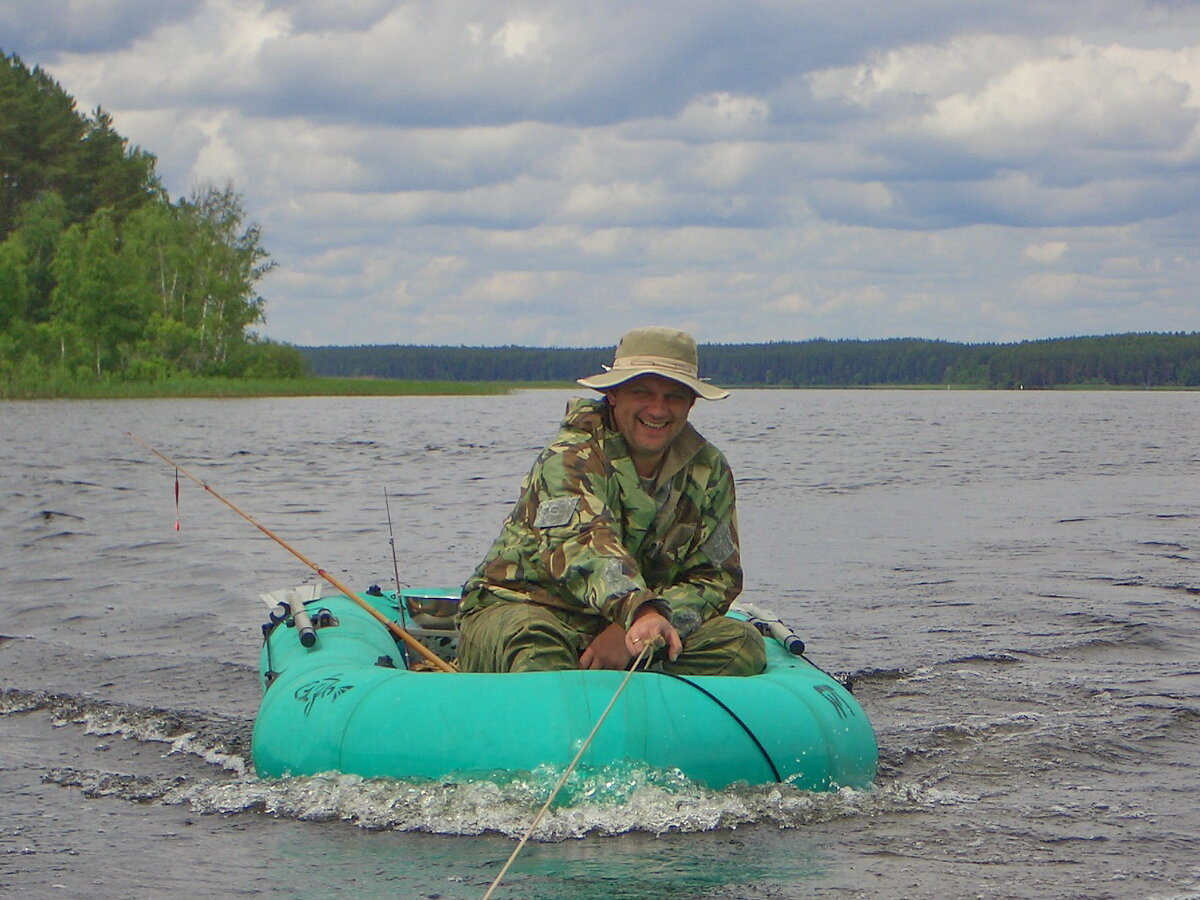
[577,326,729,401]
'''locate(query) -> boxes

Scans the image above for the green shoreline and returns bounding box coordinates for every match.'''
[1,377,573,400]
[6,378,1195,401]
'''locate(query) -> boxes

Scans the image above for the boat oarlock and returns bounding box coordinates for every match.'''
[128,433,456,673]
[259,586,319,649]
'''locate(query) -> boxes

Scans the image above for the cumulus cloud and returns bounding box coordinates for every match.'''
[1024,241,1069,263]
[8,0,1200,345]
[805,34,1200,224]
[0,0,204,54]
[922,42,1200,157]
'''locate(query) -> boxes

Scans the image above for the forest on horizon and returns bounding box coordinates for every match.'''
[299,332,1200,389]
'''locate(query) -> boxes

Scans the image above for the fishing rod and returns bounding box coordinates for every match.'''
[383,489,411,668]
[482,641,658,900]
[129,433,456,674]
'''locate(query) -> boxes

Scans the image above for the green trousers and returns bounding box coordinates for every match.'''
[457,601,766,676]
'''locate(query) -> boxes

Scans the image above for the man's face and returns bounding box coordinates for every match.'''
[606,374,697,473]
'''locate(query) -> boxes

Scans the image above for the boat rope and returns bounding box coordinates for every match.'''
[656,671,783,783]
[481,643,657,900]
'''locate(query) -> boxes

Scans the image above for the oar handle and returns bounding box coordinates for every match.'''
[756,617,805,655]
[289,599,317,648]
[736,602,806,656]
[129,433,456,673]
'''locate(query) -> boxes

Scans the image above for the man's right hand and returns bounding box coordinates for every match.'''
[625,606,682,662]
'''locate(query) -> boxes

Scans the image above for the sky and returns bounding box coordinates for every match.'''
[4,0,1200,349]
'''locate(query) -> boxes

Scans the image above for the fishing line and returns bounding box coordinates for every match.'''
[128,433,456,673]
[383,489,411,667]
[481,643,657,900]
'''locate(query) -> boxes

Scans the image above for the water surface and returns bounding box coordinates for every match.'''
[2,390,1198,899]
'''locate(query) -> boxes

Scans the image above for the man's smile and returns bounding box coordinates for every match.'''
[606,374,698,477]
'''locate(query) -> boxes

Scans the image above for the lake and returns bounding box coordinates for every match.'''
[2,389,1198,899]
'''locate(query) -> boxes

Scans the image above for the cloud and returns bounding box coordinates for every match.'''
[8,0,1200,346]
[922,42,1200,157]
[1023,241,1069,263]
[0,0,204,54]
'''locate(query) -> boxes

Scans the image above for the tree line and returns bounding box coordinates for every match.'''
[299,333,1200,389]
[1,51,302,395]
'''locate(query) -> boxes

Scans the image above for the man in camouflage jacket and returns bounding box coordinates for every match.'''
[457,327,766,676]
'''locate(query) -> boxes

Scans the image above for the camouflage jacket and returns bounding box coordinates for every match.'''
[459,397,742,636]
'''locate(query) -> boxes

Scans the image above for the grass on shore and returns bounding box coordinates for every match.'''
[5,377,1189,400]
[4,376,576,400]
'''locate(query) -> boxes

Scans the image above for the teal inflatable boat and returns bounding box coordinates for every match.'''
[251,588,877,791]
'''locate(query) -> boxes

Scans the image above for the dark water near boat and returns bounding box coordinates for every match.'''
[2,389,1198,899]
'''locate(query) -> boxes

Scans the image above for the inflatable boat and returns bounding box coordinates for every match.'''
[250,587,877,791]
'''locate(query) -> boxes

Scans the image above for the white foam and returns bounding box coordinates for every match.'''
[169,765,885,838]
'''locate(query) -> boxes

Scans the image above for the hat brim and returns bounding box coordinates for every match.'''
[577,368,729,401]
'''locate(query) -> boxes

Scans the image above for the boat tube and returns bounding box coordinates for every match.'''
[251,588,877,791]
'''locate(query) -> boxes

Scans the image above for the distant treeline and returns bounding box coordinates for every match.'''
[300,333,1200,389]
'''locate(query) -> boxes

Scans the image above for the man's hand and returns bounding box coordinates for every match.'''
[624,605,682,662]
[579,622,631,670]
[579,606,684,669]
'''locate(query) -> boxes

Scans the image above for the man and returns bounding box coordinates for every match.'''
[457,326,765,677]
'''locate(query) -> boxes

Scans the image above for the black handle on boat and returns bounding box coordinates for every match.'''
[785,635,805,654]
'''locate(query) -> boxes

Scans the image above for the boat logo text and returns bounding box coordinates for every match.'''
[295,673,355,715]
[814,684,853,719]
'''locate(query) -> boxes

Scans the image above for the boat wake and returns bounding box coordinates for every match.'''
[42,761,899,840]
[4,685,905,840]
[0,687,251,774]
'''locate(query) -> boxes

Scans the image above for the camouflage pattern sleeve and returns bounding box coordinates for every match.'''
[654,451,743,639]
